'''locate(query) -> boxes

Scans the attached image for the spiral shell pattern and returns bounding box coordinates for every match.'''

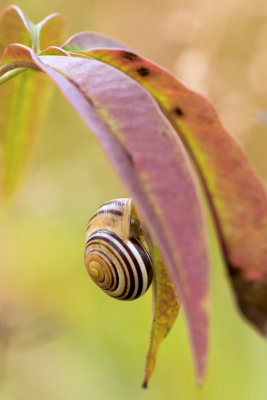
[84,199,153,300]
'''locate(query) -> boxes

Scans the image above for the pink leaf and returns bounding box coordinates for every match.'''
[1,43,210,381]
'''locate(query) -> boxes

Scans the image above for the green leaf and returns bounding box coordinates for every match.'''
[0,5,32,57]
[0,5,66,56]
[0,67,53,211]
[36,13,67,52]
[0,20,53,210]
[0,7,68,210]
[143,244,179,388]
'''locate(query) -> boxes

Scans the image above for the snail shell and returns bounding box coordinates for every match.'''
[84,198,153,300]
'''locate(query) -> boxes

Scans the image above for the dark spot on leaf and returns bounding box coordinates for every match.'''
[87,97,94,107]
[123,51,138,61]
[136,67,150,77]
[125,151,133,164]
[161,132,168,138]
[174,107,184,117]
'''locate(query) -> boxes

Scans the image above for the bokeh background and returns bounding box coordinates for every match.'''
[0,0,267,399]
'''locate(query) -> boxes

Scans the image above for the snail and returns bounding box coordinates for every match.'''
[84,198,153,300]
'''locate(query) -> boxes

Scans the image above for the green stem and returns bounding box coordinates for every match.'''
[0,61,40,80]
[0,68,26,85]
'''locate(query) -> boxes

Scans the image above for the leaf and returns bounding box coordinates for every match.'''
[0,7,67,210]
[36,13,67,52]
[63,31,130,51]
[39,47,71,56]
[143,244,179,388]
[0,43,210,381]
[0,29,53,210]
[0,5,32,57]
[70,44,267,336]
[0,5,66,55]
[0,68,53,210]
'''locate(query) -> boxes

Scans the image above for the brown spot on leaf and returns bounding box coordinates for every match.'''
[173,107,184,117]
[125,151,133,164]
[123,51,138,61]
[86,97,94,107]
[161,132,168,138]
[136,67,150,77]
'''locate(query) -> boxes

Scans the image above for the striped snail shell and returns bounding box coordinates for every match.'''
[84,198,153,300]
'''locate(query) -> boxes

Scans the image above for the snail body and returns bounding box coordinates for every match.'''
[84,198,153,300]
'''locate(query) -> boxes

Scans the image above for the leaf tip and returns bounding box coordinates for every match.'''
[194,355,208,387]
[195,374,206,389]
[142,380,148,389]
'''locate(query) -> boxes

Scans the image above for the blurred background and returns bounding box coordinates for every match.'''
[0,0,267,398]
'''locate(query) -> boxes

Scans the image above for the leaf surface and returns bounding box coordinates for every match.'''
[0,7,68,210]
[0,43,210,381]
[36,13,67,52]
[0,43,53,209]
[63,31,130,51]
[0,5,32,57]
[70,45,267,336]
[143,244,179,388]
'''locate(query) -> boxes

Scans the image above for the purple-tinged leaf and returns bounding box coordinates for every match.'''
[63,31,130,51]
[0,43,210,381]
[72,45,267,337]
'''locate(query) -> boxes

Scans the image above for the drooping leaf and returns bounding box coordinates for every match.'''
[0,43,210,381]
[0,7,67,210]
[66,41,267,336]
[0,66,53,211]
[143,244,179,388]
